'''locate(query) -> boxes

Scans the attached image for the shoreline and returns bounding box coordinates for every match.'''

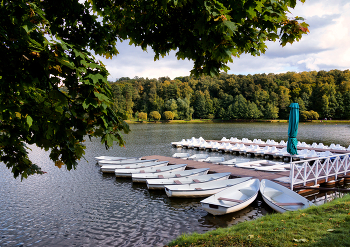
[125,119,350,124]
[166,194,350,247]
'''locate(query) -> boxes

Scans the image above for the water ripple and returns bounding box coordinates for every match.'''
[2,123,343,246]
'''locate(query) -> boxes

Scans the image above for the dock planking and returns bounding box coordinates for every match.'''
[143,155,291,186]
[142,155,350,190]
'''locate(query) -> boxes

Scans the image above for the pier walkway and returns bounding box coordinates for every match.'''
[143,155,350,191]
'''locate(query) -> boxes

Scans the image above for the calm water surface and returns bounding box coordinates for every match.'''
[1,122,349,246]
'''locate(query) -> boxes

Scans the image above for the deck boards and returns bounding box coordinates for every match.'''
[143,155,290,186]
[142,155,350,190]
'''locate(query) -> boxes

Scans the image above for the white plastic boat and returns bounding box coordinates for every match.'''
[98,158,158,166]
[219,158,249,166]
[146,172,231,190]
[132,168,209,183]
[203,157,225,163]
[254,163,290,172]
[201,179,260,215]
[115,164,187,177]
[100,161,169,173]
[172,153,190,158]
[95,156,139,161]
[187,154,209,161]
[260,179,314,213]
[234,160,272,169]
[164,177,252,198]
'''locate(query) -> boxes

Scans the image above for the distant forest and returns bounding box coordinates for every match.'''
[109,69,350,121]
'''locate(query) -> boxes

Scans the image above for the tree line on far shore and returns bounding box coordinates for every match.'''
[109,69,350,121]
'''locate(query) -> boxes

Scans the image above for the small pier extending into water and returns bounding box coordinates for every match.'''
[143,153,350,192]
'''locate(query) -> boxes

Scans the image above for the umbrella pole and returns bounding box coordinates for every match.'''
[290,155,294,190]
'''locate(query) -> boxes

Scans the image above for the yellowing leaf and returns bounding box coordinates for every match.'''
[55,160,64,169]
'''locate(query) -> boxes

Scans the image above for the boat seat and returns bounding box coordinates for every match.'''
[263,187,283,198]
[195,188,203,190]
[158,175,164,178]
[218,197,243,203]
[175,174,181,177]
[140,170,145,173]
[126,166,130,168]
[156,169,161,172]
[239,188,255,196]
[275,202,304,206]
[174,180,182,184]
[192,179,201,183]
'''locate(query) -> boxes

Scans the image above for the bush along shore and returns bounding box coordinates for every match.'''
[166,194,350,247]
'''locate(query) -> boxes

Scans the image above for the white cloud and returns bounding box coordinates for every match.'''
[97,0,350,80]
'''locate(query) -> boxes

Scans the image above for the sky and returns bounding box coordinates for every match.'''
[96,1,350,81]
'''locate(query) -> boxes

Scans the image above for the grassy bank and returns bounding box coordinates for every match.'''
[166,194,350,247]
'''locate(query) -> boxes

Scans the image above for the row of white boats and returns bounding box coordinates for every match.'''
[172,153,291,172]
[171,137,350,160]
[96,156,314,215]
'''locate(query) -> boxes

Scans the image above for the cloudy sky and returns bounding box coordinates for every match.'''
[97,1,350,81]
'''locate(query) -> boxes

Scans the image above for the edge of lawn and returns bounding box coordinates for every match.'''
[166,194,350,247]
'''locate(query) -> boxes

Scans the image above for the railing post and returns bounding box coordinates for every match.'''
[315,159,318,185]
[326,158,329,182]
[335,156,339,180]
[304,160,307,186]
[290,159,294,190]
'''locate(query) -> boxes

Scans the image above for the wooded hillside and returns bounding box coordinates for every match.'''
[110,69,350,121]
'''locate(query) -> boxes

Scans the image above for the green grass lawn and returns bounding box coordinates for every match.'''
[166,194,350,247]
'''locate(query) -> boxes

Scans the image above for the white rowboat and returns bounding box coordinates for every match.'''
[114,164,187,177]
[164,177,252,198]
[100,161,169,173]
[146,172,231,190]
[201,179,260,215]
[254,163,290,172]
[98,158,158,166]
[95,156,139,161]
[132,168,209,183]
[187,154,209,161]
[260,179,314,213]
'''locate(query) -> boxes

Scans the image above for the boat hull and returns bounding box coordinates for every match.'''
[201,179,260,215]
[260,179,314,213]
[131,168,209,183]
[115,164,187,177]
[146,173,231,190]
[164,177,251,198]
[100,161,169,173]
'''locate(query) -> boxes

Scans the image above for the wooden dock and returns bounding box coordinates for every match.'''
[142,155,350,191]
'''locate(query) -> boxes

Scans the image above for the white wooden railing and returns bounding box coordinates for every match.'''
[290,153,350,190]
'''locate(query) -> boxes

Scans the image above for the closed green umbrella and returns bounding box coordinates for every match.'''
[287,103,299,156]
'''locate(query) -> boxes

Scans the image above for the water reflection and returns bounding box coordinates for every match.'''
[1,123,349,246]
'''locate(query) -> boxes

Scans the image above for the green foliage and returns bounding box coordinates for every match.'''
[137,112,147,121]
[0,0,310,179]
[91,0,309,77]
[164,111,175,120]
[300,110,319,121]
[0,0,130,179]
[109,69,350,122]
[149,111,161,121]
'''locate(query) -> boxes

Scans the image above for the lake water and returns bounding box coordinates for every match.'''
[1,122,349,246]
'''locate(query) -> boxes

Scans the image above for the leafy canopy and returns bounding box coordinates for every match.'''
[0,0,308,179]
